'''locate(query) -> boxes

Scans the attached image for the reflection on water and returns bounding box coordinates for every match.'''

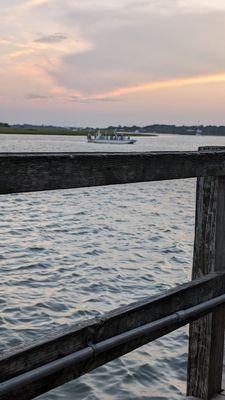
[1,134,225,399]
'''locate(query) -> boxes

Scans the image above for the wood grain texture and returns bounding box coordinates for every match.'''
[1,151,225,194]
[187,146,225,399]
[1,272,225,400]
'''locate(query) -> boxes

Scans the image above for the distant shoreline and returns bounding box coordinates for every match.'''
[0,128,157,137]
[1,127,225,137]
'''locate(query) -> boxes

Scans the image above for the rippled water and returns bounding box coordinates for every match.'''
[1,134,225,400]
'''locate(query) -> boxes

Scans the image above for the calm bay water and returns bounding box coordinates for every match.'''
[1,134,225,400]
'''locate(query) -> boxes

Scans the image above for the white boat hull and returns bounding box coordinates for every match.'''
[87,139,136,144]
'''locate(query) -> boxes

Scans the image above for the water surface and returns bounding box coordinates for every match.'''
[1,134,225,399]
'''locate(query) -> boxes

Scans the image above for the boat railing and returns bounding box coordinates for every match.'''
[0,146,225,400]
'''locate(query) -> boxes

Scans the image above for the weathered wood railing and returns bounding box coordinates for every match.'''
[1,147,225,400]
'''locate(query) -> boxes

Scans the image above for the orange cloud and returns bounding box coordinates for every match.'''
[12,0,52,14]
[44,72,225,105]
[0,37,11,44]
[17,71,225,103]
[9,49,35,59]
[2,0,54,28]
[91,73,225,100]
[5,34,92,61]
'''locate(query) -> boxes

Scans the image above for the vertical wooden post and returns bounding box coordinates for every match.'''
[187,146,225,399]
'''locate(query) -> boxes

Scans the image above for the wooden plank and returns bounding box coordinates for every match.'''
[0,151,225,194]
[187,395,225,399]
[187,146,225,399]
[1,272,225,400]
[190,395,225,400]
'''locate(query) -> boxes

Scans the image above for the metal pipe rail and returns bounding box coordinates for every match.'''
[1,270,225,400]
[1,292,225,400]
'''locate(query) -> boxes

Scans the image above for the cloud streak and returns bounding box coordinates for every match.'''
[92,73,225,100]
[42,72,225,103]
[34,34,68,44]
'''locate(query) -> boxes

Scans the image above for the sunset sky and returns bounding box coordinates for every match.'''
[1,0,225,126]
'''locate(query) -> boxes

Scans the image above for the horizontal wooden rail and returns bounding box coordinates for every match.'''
[1,150,225,194]
[1,271,225,400]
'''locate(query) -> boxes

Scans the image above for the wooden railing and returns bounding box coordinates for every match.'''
[1,146,225,400]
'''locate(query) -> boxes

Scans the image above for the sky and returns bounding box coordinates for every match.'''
[1,0,225,126]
